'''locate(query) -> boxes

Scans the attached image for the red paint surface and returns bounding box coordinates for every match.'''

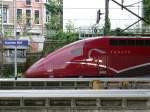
[25,36,150,78]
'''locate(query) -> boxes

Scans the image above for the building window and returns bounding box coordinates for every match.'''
[0,7,7,23]
[16,32,20,36]
[26,10,31,26]
[34,10,39,24]
[26,0,31,5]
[17,9,22,22]
[46,10,51,22]
[17,49,26,58]
[3,8,7,23]
[35,0,39,2]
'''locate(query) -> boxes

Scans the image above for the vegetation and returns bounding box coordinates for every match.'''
[17,14,32,36]
[45,0,63,34]
[104,18,111,35]
[110,28,134,36]
[43,0,79,55]
[43,31,79,56]
[143,0,150,26]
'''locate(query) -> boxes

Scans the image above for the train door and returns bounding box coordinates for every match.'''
[87,48,107,76]
[96,54,107,75]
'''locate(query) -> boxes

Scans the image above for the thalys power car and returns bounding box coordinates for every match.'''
[25,36,150,78]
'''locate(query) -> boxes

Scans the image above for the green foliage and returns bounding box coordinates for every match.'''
[4,29,13,37]
[1,64,26,78]
[111,28,134,36]
[25,53,42,69]
[143,0,150,26]
[45,0,62,15]
[45,15,62,31]
[43,31,79,56]
[104,18,111,35]
[45,0,63,37]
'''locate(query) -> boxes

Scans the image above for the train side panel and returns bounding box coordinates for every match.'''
[108,38,150,77]
[82,37,110,77]
[44,41,85,77]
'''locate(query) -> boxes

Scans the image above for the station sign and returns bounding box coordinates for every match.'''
[2,40,28,46]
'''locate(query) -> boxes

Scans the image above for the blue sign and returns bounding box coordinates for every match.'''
[3,40,28,46]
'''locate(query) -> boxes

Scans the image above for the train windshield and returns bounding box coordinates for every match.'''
[46,39,85,58]
[71,48,83,56]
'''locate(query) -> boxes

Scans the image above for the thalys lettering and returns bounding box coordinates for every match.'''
[25,36,150,78]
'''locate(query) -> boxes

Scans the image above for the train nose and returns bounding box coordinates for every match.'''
[25,67,38,78]
[25,58,47,78]
[25,65,46,78]
[25,64,42,78]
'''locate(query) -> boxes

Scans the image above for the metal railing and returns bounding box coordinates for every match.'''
[0,78,149,89]
[0,90,149,110]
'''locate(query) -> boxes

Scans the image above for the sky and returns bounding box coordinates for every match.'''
[63,0,142,30]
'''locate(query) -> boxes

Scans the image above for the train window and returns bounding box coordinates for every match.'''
[136,40,145,46]
[145,40,150,46]
[118,40,128,46]
[71,48,83,56]
[110,39,150,46]
[109,39,118,46]
[128,40,135,46]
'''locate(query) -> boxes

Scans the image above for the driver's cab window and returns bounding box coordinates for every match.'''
[71,48,83,56]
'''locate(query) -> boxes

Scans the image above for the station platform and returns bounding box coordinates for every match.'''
[0,89,149,112]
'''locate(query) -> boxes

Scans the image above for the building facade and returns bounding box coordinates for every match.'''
[0,0,14,37]
[1,0,63,57]
[0,0,47,52]
[16,0,46,52]
[0,0,47,66]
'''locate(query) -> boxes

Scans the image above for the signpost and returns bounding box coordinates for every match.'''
[2,40,28,80]
[3,40,28,46]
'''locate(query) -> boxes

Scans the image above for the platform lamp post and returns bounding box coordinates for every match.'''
[13,0,17,80]
[0,0,4,76]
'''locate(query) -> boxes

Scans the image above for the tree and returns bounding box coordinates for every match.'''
[17,14,32,36]
[142,0,150,34]
[143,0,150,26]
[45,0,63,38]
[65,20,76,32]
[43,0,79,56]
[104,18,111,35]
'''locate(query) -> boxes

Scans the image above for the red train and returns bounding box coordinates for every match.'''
[25,36,150,78]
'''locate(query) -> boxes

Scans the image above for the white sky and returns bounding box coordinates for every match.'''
[63,0,142,30]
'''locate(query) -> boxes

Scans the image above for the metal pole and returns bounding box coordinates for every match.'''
[1,0,4,76]
[104,0,110,35]
[13,0,17,80]
[2,0,3,34]
[0,0,4,76]
[78,27,81,39]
